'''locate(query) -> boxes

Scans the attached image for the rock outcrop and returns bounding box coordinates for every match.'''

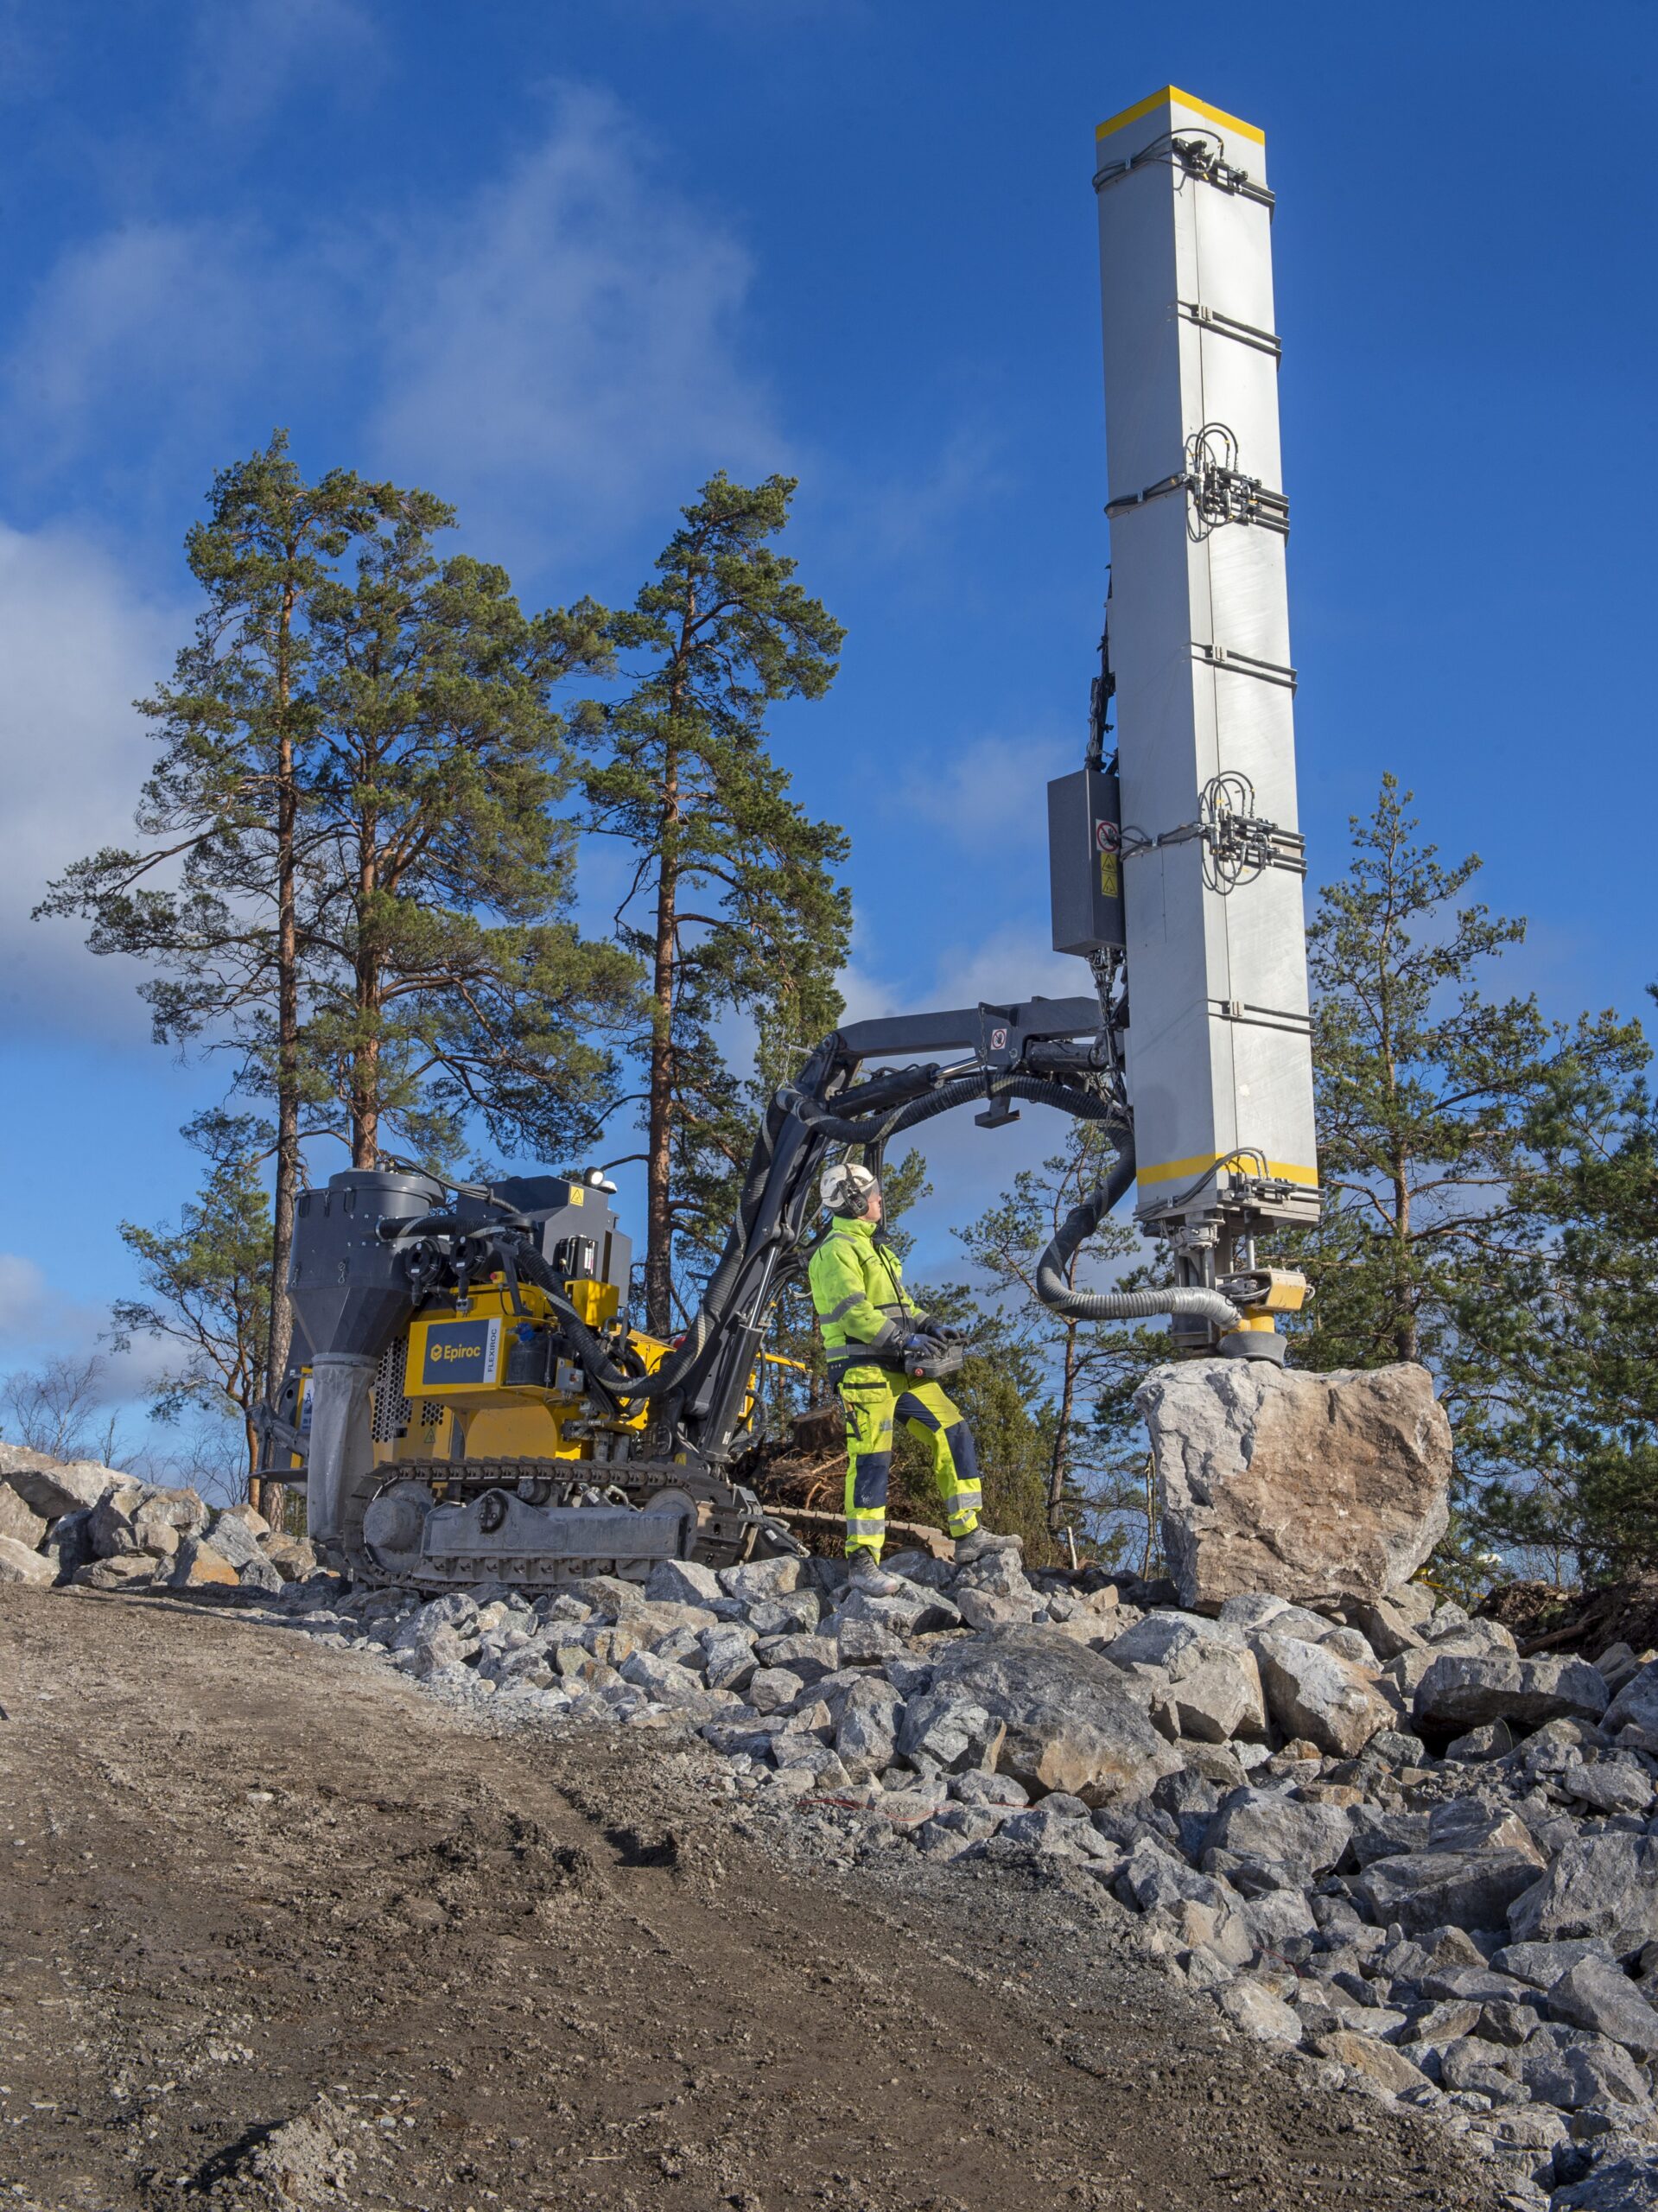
[1137,1358,1452,1610]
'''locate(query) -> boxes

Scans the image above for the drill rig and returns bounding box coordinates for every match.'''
[259,85,1320,1592]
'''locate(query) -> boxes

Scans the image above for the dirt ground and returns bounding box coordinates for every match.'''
[0,1589,1501,2212]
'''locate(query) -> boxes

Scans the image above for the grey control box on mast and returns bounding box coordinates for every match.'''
[1051,85,1320,1341]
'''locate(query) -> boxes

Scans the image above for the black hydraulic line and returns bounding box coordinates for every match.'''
[1033,1132,1243,1330]
[782,1071,1124,1147]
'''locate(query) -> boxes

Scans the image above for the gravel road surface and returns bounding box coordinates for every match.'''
[0,1589,1500,2211]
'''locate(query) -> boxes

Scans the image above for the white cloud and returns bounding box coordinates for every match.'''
[188,0,380,132]
[901,728,1074,853]
[0,1251,172,1397]
[372,81,787,563]
[0,518,189,1038]
[4,81,783,569]
[856,418,1011,567]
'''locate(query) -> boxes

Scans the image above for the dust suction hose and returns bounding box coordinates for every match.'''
[1034,1133,1243,1331]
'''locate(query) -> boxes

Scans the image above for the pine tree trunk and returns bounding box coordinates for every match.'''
[644,747,679,1338]
[1049,1323,1079,1533]
[258,572,300,1524]
[352,800,380,1170]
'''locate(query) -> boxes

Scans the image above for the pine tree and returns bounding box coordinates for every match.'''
[302,503,640,1168]
[1460,1000,1656,1574]
[1286,774,1625,1395]
[585,474,849,1336]
[38,433,399,1446]
[113,1111,274,1494]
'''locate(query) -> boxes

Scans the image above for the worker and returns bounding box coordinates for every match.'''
[808,1160,1017,1594]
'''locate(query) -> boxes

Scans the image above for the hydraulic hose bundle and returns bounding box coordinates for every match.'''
[1032,1130,1242,1331]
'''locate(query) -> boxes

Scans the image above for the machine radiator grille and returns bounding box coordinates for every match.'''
[371,1337,412,1444]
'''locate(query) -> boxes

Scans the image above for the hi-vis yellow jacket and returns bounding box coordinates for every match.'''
[807,1214,922,1362]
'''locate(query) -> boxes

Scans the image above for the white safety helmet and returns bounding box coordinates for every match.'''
[820,1160,879,1217]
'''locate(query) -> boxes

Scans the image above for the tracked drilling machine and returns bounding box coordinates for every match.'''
[257,84,1318,1592]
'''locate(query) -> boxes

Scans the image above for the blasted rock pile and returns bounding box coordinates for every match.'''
[10,1441,1658,2209]
[0,1444,315,1593]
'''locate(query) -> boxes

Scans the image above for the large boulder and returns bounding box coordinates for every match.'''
[1601,1658,1658,1751]
[1413,1652,1609,1733]
[1105,1612,1266,1743]
[0,1445,133,1521]
[1509,1834,1658,1952]
[1136,1359,1451,1609]
[1351,1847,1546,1936]
[0,1483,47,1552]
[0,1533,54,1585]
[1253,1632,1394,1757]
[930,1625,1180,1805]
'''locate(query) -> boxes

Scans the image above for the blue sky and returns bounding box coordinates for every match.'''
[0,0,1653,1434]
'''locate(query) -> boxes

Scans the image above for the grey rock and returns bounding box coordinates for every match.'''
[1549,1955,1658,2057]
[929,1624,1180,1806]
[895,1690,1005,1775]
[951,1769,1027,1808]
[1509,1834,1658,1952]
[1476,1999,1543,2047]
[1217,1978,1304,2044]
[1511,2034,1648,2111]
[1108,1610,1246,1669]
[701,1629,760,1694]
[753,1633,840,1682]
[1426,1798,1546,1863]
[1345,1806,1433,1867]
[645,1558,725,1607]
[956,1586,1034,1632]
[1438,2037,1520,2100]
[1419,1965,1532,2005]
[1255,1632,1393,1757]
[1491,1940,1617,1991]
[238,1554,283,1594]
[746,1592,823,1637]
[1352,1849,1546,1938]
[1241,1887,1318,1947]
[1445,1721,1515,1763]
[1602,1659,1658,1752]
[0,1446,133,1520]
[1351,1591,1432,1660]
[0,1482,48,1552]
[718,1556,802,1602]
[1562,1756,1655,1817]
[1115,1837,1229,1915]
[1412,1652,1610,1732]
[747,1666,805,1715]
[1205,1787,1351,1874]
[0,1532,54,1585]
[1403,2000,1483,2049]
[204,1511,266,1571]
[1003,1805,1112,1860]
[831,1615,906,1663]
[832,1675,902,1770]
[1554,2155,1658,2210]
[1139,1357,1450,1609]
[619,1649,706,1704]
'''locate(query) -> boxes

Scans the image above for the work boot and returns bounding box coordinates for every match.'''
[847,1551,905,1598]
[951,1528,1022,1567]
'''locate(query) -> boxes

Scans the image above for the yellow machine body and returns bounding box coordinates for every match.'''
[375,1275,669,1470]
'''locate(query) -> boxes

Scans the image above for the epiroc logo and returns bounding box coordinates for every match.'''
[418,1318,501,1389]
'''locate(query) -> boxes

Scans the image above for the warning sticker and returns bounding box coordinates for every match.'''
[1099,853,1121,898]
[1095,819,1121,854]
